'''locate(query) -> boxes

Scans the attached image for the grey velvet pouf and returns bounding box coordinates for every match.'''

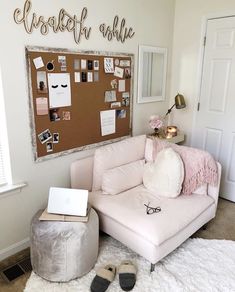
[30,209,99,282]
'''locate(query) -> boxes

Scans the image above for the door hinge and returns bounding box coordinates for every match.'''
[203,36,206,46]
[197,102,200,111]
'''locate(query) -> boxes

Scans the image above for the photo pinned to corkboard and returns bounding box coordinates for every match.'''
[26,46,133,162]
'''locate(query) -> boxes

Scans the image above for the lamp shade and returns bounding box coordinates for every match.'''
[175,94,186,109]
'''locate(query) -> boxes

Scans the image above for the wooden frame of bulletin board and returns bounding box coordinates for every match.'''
[26,46,134,162]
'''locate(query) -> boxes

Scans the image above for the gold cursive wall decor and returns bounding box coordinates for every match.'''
[99,16,135,43]
[13,0,91,44]
[13,0,135,44]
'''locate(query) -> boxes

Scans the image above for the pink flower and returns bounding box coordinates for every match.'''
[149,115,164,130]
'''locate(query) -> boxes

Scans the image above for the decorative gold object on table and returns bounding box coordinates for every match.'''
[166,126,178,139]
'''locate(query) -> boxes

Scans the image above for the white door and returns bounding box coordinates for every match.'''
[192,17,235,202]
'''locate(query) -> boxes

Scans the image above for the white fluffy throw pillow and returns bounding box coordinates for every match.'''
[143,148,184,198]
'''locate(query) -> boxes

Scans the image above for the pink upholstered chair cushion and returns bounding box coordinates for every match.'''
[89,185,214,246]
[92,135,146,191]
[102,160,145,195]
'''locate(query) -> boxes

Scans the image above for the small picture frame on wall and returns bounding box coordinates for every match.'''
[53,133,59,143]
[37,71,48,94]
[46,142,53,152]
[38,129,52,144]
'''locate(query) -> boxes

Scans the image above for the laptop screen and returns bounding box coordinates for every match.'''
[47,187,88,216]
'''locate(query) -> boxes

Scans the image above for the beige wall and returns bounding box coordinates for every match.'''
[0,0,175,256]
[170,0,235,145]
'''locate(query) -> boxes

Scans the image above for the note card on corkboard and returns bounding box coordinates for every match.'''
[26,46,133,162]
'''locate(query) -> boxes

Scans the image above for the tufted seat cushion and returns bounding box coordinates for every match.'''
[89,185,214,247]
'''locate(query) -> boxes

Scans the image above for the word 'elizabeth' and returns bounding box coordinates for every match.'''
[13,0,91,44]
[13,0,135,44]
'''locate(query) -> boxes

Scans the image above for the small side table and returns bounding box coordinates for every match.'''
[163,132,185,144]
[30,208,99,282]
[149,132,185,144]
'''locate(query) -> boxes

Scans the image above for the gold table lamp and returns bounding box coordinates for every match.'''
[165,94,186,117]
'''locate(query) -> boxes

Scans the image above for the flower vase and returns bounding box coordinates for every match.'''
[153,128,159,137]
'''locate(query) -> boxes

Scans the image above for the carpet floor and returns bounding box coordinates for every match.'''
[24,235,235,292]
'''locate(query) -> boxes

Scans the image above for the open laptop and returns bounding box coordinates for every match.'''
[47,187,88,216]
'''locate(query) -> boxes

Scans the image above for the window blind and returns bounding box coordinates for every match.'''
[0,134,6,186]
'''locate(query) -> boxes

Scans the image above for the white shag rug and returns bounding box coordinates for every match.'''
[25,236,235,292]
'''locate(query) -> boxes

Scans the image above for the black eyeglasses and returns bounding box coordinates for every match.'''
[144,202,161,215]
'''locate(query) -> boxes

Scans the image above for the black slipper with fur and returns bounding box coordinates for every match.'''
[118,261,137,291]
[90,264,116,292]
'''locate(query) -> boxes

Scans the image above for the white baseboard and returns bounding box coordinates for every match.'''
[0,238,30,261]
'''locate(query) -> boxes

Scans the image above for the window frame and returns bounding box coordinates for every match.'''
[0,67,27,195]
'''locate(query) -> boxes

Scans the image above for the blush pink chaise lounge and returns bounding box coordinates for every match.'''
[70,135,221,271]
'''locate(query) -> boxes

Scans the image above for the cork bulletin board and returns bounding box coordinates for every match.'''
[26,47,133,162]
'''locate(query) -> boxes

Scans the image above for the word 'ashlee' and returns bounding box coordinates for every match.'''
[13,0,135,44]
[100,16,135,43]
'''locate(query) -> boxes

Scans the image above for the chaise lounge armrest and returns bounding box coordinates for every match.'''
[70,156,94,191]
[208,162,221,208]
